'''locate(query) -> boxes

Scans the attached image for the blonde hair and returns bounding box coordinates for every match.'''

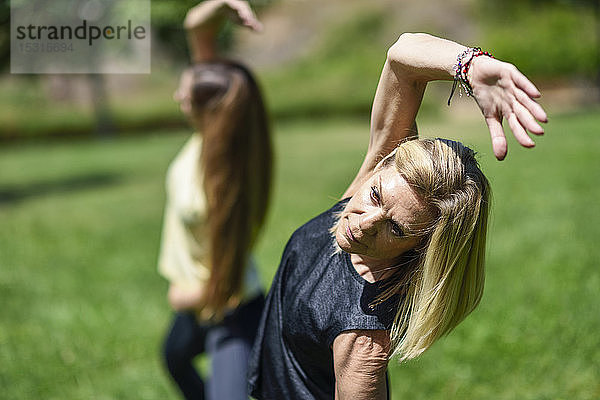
[188,61,272,318]
[381,138,490,361]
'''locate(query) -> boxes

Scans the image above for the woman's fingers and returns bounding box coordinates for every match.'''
[245,18,264,32]
[507,112,535,148]
[513,100,544,135]
[474,59,548,160]
[511,68,541,99]
[225,0,262,31]
[237,4,256,23]
[514,89,548,123]
[485,117,508,160]
[240,14,263,31]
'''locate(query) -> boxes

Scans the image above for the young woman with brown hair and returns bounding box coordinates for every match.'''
[158,1,272,399]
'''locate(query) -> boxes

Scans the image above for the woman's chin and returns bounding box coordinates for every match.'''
[335,229,356,254]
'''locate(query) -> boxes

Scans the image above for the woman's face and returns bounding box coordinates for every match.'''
[334,165,434,263]
[173,69,195,120]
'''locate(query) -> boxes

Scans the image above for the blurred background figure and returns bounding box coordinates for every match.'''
[158,1,272,399]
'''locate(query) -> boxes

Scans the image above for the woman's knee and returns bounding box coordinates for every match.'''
[162,313,205,371]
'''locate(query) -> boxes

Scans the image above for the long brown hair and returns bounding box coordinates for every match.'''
[188,61,272,318]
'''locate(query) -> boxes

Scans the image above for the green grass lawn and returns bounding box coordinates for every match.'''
[1,109,599,399]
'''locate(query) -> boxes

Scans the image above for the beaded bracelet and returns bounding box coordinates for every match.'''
[447,47,494,106]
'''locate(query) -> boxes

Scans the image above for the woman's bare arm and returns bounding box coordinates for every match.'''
[184,0,262,63]
[342,33,461,198]
[167,283,205,311]
[342,33,547,198]
[333,330,390,400]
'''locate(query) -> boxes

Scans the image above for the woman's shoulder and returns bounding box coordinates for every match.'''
[284,198,349,252]
[279,198,349,266]
[295,198,349,235]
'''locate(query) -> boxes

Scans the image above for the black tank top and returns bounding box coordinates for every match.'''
[248,199,400,399]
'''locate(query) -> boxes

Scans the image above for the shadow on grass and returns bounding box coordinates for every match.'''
[0,173,122,205]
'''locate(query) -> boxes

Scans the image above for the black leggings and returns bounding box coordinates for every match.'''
[162,294,265,400]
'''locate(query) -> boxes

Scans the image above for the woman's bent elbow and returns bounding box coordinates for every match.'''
[387,32,431,64]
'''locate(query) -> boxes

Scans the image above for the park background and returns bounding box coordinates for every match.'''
[1,0,599,398]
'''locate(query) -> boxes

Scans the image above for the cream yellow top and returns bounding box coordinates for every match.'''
[158,134,261,299]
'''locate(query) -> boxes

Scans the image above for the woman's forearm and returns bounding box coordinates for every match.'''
[184,0,226,62]
[344,33,467,197]
[386,32,467,82]
[369,33,468,149]
[186,27,219,63]
[343,30,546,197]
[184,0,226,31]
[386,32,547,161]
[343,33,477,198]
[370,34,468,149]
[184,0,263,63]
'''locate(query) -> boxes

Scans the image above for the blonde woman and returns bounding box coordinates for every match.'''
[159,1,271,399]
[248,33,547,399]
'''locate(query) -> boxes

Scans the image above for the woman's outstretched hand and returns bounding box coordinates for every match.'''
[222,0,263,31]
[469,56,548,160]
[185,0,263,32]
[184,0,262,62]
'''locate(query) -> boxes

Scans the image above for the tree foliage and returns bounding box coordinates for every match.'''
[479,0,599,80]
[0,0,10,71]
[151,0,268,62]
[151,0,205,61]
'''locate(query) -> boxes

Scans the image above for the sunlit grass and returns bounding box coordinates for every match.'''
[1,108,599,399]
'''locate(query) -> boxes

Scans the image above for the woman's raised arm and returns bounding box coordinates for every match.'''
[184,0,263,63]
[342,33,547,198]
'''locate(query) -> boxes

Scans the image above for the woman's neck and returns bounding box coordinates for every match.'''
[350,253,407,283]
